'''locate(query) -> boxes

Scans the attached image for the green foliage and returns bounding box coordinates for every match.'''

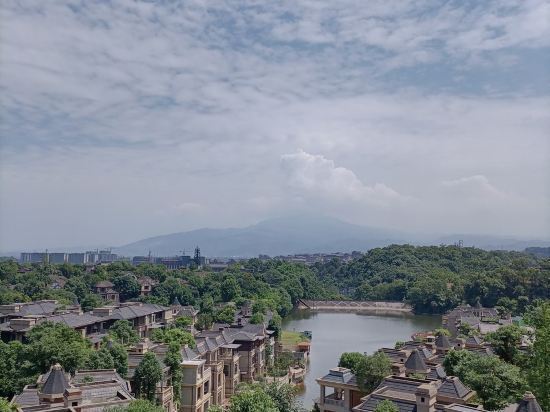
[164,343,182,405]
[0,397,17,412]
[250,312,264,324]
[355,352,392,393]
[485,324,523,364]
[133,352,162,401]
[195,313,213,331]
[229,382,300,412]
[338,352,365,373]
[215,305,236,324]
[443,350,526,410]
[174,317,192,329]
[113,274,140,301]
[267,313,282,338]
[109,320,139,346]
[374,400,399,412]
[107,341,129,377]
[25,322,92,374]
[221,277,241,302]
[86,347,115,370]
[151,328,195,347]
[80,293,103,312]
[394,341,405,349]
[0,341,34,398]
[434,328,451,337]
[523,301,550,412]
[107,399,164,412]
[152,277,193,306]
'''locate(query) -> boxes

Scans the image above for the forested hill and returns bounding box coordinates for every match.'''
[312,245,550,314]
[1,245,548,317]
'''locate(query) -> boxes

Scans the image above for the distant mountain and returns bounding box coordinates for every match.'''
[113,215,408,257]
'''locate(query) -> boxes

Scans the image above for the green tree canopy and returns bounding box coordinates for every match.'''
[485,324,523,364]
[338,352,365,373]
[374,400,399,412]
[25,322,92,374]
[109,320,139,346]
[355,352,392,393]
[443,350,526,410]
[133,352,162,401]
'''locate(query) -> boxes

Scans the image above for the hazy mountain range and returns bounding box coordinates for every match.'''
[111,215,550,257]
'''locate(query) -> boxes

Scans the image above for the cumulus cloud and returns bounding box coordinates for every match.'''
[281,150,405,207]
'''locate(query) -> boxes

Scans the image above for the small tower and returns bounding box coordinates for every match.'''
[39,364,69,404]
[194,246,201,265]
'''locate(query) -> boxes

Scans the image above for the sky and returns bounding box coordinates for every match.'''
[1,0,549,251]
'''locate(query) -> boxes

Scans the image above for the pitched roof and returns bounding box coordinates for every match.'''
[427,365,447,381]
[318,368,357,386]
[465,335,482,345]
[95,281,114,288]
[41,364,69,395]
[404,349,427,372]
[438,377,472,399]
[435,334,451,349]
[515,392,543,412]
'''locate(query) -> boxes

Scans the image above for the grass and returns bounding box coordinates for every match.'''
[280,330,310,346]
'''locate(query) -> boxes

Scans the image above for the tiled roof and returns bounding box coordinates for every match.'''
[438,377,471,399]
[427,366,447,381]
[405,349,427,372]
[318,368,357,385]
[41,364,69,395]
[95,281,114,288]
[354,395,416,412]
[435,335,451,349]
[515,392,543,412]
[465,335,482,345]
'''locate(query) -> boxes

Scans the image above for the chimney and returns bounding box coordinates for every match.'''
[391,363,405,377]
[455,338,465,350]
[416,382,437,412]
[63,388,82,408]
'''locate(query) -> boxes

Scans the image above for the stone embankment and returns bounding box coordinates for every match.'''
[296,299,412,312]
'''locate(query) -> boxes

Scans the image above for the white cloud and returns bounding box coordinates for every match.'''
[281,150,406,207]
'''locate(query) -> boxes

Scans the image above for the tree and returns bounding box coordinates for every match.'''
[229,385,278,412]
[164,343,182,406]
[196,313,213,331]
[434,328,451,337]
[0,397,17,412]
[524,301,550,412]
[215,305,236,324]
[113,275,140,301]
[338,352,365,373]
[267,313,282,338]
[86,347,115,370]
[109,320,139,346]
[374,400,399,412]
[151,328,195,347]
[174,317,192,329]
[250,313,264,324]
[486,325,523,363]
[0,341,33,398]
[107,341,129,377]
[133,352,162,401]
[355,352,391,393]
[80,293,103,312]
[262,382,301,412]
[221,277,241,302]
[25,322,92,374]
[107,399,164,412]
[443,350,526,410]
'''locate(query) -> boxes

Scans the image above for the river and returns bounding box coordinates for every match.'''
[281,310,441,409]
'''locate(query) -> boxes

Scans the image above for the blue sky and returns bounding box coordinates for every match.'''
[1,0,549,250]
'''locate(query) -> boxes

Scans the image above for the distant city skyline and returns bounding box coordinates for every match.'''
[1,1,549,251]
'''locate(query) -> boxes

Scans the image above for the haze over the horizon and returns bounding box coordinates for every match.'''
[1,1,549,251]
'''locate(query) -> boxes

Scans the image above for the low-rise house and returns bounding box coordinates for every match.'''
[137,277,157,297]
[11,364,133,412]
[443,304,511,336]
[0,300,61,324]
[0,302,173,342]
[316,367,364,412]
[94,281,120,303]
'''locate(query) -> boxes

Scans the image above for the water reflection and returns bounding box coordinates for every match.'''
[281,310,441,408]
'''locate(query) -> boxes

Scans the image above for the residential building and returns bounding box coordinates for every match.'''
[48,253,68,264]
[138,276,157,296]
[94,280,120,303]
[68,253,86,264]
[442,304,511,336]
[11,364,133,412]
[0,302,173,341]
[0,300,61,324]
[20,252,47,264]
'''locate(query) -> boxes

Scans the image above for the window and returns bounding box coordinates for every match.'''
[421,397,425,403]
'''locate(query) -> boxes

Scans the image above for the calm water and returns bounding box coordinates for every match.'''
[281,310,441,408]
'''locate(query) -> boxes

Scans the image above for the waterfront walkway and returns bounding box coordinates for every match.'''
[296,299,412,312]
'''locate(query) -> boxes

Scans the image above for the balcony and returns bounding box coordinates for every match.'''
[321,393,345,408]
